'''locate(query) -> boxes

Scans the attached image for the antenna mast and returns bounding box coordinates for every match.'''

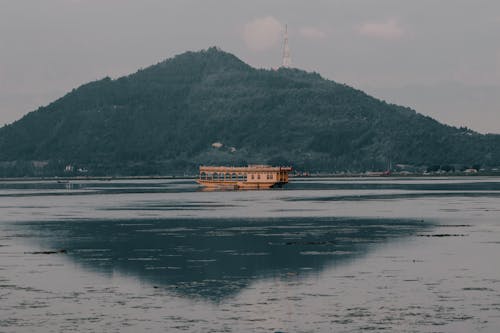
[281,24,292,68]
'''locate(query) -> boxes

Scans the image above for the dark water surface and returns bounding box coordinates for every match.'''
[1,177,500,332]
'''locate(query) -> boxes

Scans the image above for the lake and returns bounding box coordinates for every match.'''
[1,177,500,332]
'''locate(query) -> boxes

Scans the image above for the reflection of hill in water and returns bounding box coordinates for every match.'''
[22,217,431,301]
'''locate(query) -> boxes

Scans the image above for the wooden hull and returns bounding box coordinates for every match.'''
[196,179,284,189]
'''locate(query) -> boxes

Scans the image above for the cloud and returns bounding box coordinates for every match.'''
[299,26,326,40]
[243,16,282,52]
[357,19,404,40]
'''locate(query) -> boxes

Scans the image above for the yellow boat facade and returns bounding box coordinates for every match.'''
[197,165,292,189]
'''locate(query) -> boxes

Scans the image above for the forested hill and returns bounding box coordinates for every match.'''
[1,47,499,177]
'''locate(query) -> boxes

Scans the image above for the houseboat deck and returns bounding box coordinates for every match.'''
[197,165,292,189]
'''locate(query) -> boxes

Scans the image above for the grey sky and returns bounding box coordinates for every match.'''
[1,0,499,132]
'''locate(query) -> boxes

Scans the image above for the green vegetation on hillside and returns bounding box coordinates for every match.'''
[1,47,499,177]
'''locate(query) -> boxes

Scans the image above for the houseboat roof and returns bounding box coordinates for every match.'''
[199,165,292,173]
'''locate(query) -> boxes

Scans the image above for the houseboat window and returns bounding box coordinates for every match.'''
[225,173,230,180]
[232,173,237,180]
[200,172,206,179]
[251,174,254,180]
[257,174,261,180]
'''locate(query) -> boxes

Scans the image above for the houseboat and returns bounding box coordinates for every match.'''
[197,165,292,189]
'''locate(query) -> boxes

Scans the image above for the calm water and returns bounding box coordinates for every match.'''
[1,177,500,332]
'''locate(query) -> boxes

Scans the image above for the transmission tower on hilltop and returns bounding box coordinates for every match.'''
[281,24,292,68]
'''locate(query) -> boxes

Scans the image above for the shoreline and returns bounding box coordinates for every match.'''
[0,173,499,182]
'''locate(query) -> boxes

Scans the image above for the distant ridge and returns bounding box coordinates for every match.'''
[0,47,499,177]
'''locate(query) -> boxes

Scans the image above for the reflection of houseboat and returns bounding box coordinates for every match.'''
[197,165,292,189]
